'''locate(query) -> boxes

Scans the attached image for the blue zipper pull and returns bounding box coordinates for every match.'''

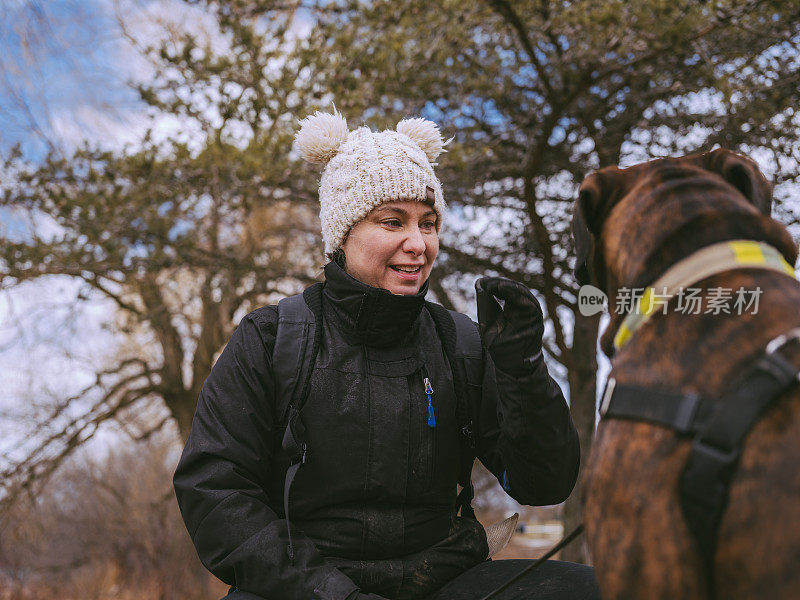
[424,376,435,427]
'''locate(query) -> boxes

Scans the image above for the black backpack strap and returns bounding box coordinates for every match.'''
[450,310,484,520]
[449,309,483,447]
[273,283,325,422]
[273,283,324,562]
[426,302,484,519]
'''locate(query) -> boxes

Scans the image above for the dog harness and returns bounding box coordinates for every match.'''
[600,240,800,571]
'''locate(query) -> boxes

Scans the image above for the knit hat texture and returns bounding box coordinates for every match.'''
[295,109,448,255]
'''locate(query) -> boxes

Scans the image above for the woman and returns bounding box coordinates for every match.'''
[173,110,598,599]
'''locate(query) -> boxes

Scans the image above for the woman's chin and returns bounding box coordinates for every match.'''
[388,286,421,296]
[385,281,422,295]
[383,269,424,295]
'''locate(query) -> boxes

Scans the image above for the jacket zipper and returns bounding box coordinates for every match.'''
[424,374,435,428]
[420,365,436,486]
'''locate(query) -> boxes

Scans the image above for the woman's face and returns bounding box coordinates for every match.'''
[340,200,439,295]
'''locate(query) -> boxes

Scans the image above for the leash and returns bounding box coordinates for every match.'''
[477,523,585,600]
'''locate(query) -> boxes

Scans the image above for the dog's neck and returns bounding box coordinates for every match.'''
[600,211,798,356]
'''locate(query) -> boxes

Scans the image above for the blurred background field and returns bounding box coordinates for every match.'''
[0,437,567,599]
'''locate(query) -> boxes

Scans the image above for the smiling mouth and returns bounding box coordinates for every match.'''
[390,265,422,274]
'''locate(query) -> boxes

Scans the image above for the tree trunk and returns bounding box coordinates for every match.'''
[561,312,600,564]
[166,391,199,443]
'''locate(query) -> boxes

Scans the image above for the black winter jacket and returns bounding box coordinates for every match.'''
[173,262,579,600]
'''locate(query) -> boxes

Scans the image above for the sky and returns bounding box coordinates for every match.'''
[1,0,138,157]
[0,0,232,160]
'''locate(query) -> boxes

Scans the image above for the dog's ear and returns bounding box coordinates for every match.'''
[572,171,608,286]
[576,172,607,235]
[573,168,625,286]
[572,200,593,286]
[705,148,773,215]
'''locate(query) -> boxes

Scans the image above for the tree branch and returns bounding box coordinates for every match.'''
[0,376,155,512]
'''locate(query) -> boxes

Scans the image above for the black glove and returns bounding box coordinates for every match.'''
[475,277,545,375]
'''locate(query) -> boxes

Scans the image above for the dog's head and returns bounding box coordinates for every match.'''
[571,148,797,354]
[572,148,779,289]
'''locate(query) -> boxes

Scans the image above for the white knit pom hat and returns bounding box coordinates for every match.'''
[295,108,448,255]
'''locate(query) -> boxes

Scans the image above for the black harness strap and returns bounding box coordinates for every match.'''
[601,330,800,570]
[680,348,799,563]
[601,382,715,435]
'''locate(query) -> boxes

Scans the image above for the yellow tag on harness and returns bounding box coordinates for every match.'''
[730,240,766,265]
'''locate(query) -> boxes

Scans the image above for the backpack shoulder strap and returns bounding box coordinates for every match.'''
[449,310,484,519]
[449,310,483,373]
[273,282,324,563]
[273,283,324,425]
[426,302,484,519]
[448,309,483,438]
[446,308,484,437]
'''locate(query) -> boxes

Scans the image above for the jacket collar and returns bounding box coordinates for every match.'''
[322,261,429,347]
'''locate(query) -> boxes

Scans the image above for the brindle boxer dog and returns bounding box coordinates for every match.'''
[572,148,800,599]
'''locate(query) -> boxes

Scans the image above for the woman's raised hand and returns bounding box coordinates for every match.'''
[475,277,545,375]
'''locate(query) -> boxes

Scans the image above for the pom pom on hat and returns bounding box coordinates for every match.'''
[396,117,446,163]
[295,109,349,165]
